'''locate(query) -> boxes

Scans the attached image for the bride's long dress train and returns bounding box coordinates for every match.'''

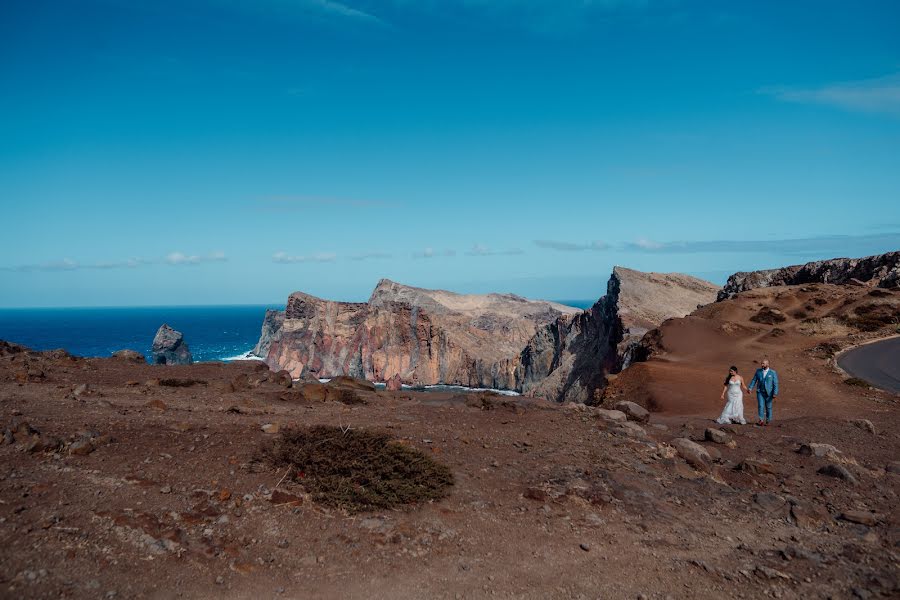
[716,380,746,425]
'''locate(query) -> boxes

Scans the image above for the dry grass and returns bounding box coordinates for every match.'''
[798,317,852,337]
[261,426,453,512]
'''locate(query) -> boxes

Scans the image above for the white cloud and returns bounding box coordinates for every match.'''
[272,251,338,263]
[166,251,228,266]
[413,247,456,259]
[350,252,393,261]
[534,239,610,252]
[465,243,524,256]
[762,73,900,117]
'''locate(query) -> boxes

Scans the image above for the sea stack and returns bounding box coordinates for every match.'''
[151,324,193,365]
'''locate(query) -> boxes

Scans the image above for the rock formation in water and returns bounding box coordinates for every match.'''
[259,279,580,390]
[718,251,900,301]
[151,324,193,365]
[516,267,720,404]
[256,270,719,403]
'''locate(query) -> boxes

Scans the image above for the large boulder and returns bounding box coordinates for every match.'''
[151,324,192,365]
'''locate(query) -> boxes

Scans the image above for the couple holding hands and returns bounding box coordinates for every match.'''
[716,359,779,426]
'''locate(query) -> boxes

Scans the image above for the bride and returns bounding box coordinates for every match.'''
[716,365,748,425]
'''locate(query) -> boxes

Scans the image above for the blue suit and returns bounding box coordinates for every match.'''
[748,368,779,422]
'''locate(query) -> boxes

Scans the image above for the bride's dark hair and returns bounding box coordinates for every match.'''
[724,366,738,386]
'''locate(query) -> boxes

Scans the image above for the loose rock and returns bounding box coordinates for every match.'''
[818,463,857,484]
[614,401,649,423]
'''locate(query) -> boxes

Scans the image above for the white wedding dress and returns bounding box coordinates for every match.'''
[716,379,746,425]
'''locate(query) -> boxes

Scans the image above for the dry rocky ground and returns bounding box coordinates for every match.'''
[0,282,897,599]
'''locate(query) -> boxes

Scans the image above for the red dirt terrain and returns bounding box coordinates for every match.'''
[0,281,898,599]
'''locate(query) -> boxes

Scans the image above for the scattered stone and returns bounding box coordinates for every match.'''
[579,543,590,552]
[839,511,880,526]
[755,565,790,580]
[886,461,900,474]
[594,409,627,423]
[752,492,786,512]
[704,428,731,445]
[818,463,857,484]
[261,423,279,434]
[613,421,647,439]
[160,486,172,494]
[704,445,722,462]
[69,439,95,456]
[736,458,776,476]
[275,370,294,388]
[72,383,92,398]
[798,442,843,461]
[151,324,193,365]
[850,419,876,435]
[790,501,830,530]
[613,401,650,423]
[671,438,711,472]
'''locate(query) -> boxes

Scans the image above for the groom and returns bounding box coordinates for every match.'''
[748,359,779,426]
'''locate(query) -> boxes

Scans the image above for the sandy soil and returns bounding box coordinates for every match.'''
[0,282,897,599]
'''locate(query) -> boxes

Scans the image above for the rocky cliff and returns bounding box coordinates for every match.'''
[259,280,580,389]
[717,251,900,301]
[257,270,719,403]
[516,267,720,403]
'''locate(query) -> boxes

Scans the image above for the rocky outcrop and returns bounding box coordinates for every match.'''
[516,267,719,403]
[151,325,192,365]
[260,280,580,389]
[257,269,719,403]
[718,251,900,301]
[252,309,284,358]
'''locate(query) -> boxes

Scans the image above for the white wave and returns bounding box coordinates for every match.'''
[221,351,264,362]
[422,384,520,396]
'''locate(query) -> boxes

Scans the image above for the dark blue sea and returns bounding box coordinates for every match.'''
[0,300,594,362]
[0,305,280,362]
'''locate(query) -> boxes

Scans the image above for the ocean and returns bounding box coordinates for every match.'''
[0,305,280,362]
[0,300,595,362]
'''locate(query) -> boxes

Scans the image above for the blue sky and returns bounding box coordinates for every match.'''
[1,0,899,307]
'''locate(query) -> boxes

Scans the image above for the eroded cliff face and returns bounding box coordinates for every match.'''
[260,280,580,389]
[516,267,720,404]
[257,269,720,403]
[718,251,900,301]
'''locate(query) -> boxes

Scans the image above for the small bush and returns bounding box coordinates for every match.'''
[792,310,808,319]
[842,303,900,332]
[261,426,453,512]
[750,307,787,325]
[813,298,828,306]
[868,289,892,298]
[812,342,841,357]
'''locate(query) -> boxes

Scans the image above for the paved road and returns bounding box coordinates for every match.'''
[838,337,900,394]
